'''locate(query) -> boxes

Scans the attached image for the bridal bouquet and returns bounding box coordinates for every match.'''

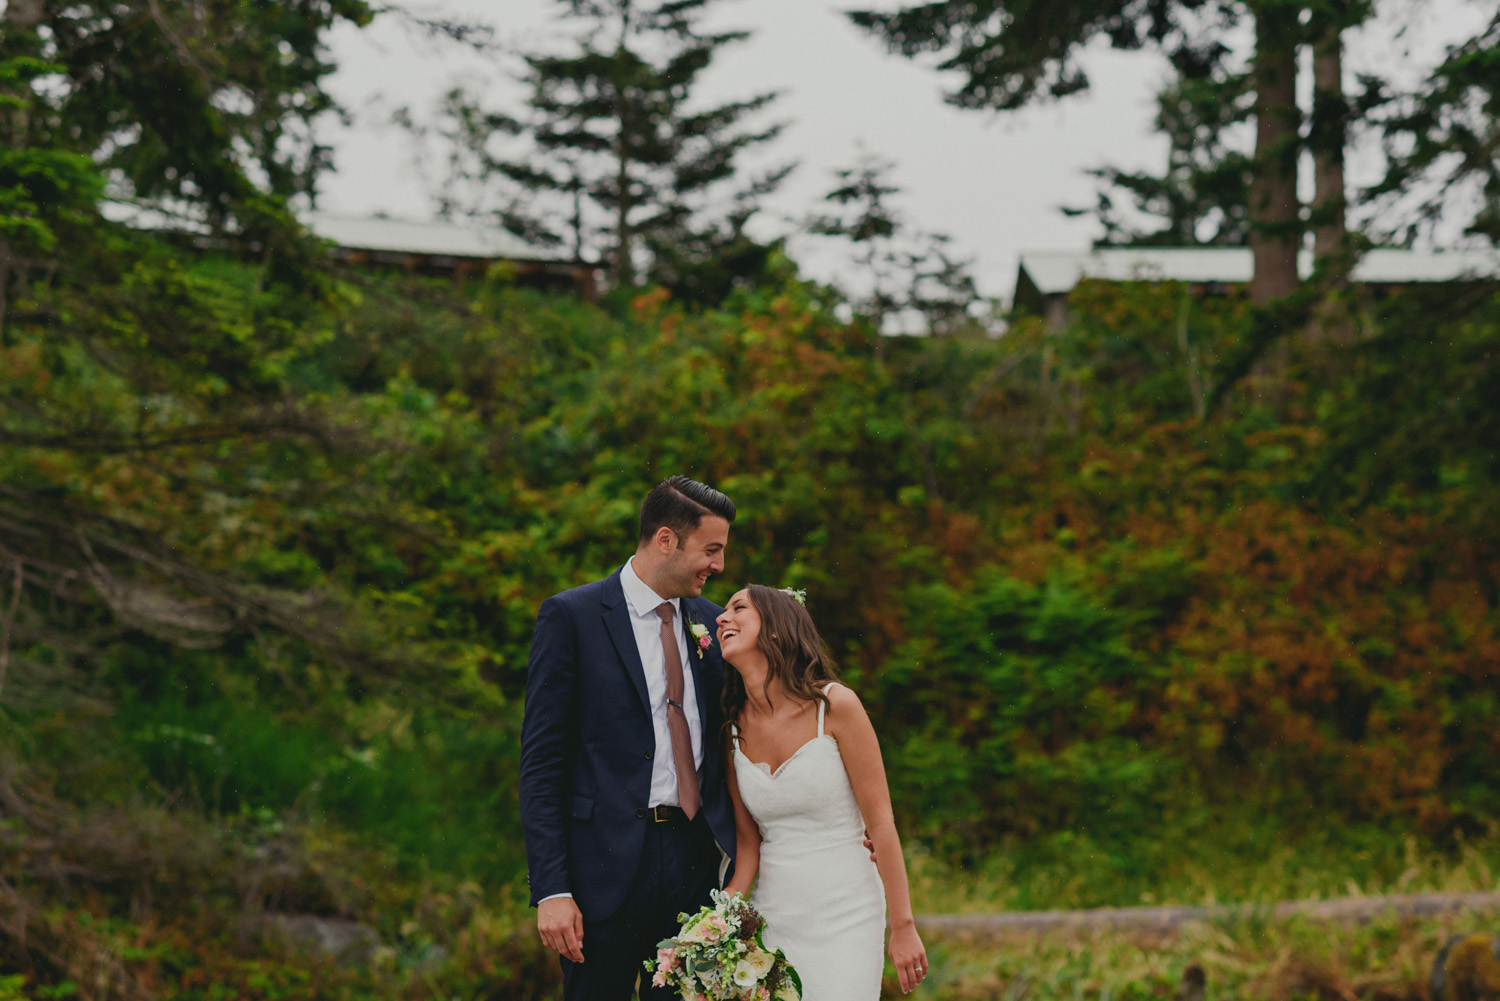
[645,889,801,1001]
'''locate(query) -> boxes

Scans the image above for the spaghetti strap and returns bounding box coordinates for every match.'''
[818,683,842,736]
[731,722,741,752]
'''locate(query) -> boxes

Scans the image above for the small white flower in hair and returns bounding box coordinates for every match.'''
[781,588,807,605]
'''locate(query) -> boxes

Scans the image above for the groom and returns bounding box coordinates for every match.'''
[520,475,740,999]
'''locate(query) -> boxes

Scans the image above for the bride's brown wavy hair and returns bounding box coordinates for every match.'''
[720,584,840,743]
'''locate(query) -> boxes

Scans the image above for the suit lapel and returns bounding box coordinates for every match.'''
[681,597,715,732]
[601,572,652,716]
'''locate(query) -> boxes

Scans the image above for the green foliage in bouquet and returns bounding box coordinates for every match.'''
[646,890,802,1001]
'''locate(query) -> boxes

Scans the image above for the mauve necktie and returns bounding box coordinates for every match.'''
[655,602,701,820]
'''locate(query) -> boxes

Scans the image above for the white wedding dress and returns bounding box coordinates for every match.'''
[733,684,886,1001]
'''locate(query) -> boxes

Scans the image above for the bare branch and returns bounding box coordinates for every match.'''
[145,0,217,83]
[0,400,367,455]
[0,560,23,700]
[0,484,410,680]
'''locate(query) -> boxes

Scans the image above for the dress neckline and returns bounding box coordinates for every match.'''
[732,682,842,777]
[735,733,837,779]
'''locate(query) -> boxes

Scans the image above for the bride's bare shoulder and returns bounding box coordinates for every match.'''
[822,682,870,729]
[823,681,861,705]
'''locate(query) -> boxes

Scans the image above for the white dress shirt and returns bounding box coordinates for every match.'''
[619,556,705,805]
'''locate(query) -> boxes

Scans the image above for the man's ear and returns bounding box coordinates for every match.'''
[654,526,677,554]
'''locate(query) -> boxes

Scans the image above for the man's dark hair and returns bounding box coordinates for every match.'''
[639,475,736,546]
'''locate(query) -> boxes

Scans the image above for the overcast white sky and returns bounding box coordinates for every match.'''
[318,0,1487,303]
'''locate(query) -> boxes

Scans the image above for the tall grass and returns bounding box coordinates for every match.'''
[114,690,527,888]
[902,823,1500,1001]
[907,814,1500,913]
[908,909,1474,1001]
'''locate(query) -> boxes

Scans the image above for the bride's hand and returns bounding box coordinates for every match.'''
[889,922,928,992]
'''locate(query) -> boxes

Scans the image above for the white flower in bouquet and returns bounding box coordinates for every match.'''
[733,960,758,989]
[743,949,775,978]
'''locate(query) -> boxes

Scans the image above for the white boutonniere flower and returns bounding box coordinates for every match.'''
[687,606,717,660]
[688,620,712,659]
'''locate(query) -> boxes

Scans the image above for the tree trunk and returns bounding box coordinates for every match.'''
[0,238,13,338]
[570,173,585,262]
[611,53,634,287]
[609,5,635,287]
[1309,15,1347,261]
[1176,286,1206,422]
[615,148,633,285]
[1247,2,1302,304]
[1308,9,1353,340]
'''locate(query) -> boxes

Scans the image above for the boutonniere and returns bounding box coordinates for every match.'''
[686,610,713,660]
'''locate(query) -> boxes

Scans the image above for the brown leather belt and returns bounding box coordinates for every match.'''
[648,804,690,823]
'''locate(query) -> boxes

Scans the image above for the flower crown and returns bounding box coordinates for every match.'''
[780,587,807,606]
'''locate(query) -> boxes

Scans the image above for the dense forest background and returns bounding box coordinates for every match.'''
[2,1,1498,999]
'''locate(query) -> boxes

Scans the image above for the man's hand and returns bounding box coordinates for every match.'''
[864,828,878,863]
[537,896,585,963]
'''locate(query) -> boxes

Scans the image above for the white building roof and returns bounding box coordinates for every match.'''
[1017,247,1500,296]
[1353,248,1500,283]
[100,201,567,262]
[303,212,563,261]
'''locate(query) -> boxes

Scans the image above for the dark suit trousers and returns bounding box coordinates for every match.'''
[562,813,721,1001]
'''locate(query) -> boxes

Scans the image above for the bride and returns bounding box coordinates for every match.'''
[718,585,928,998]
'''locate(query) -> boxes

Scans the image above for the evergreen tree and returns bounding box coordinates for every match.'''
[846,0,1378,302]
[808,151,980,337]
[0,0,372,300]
[1,0,372,227]
[427,0,791,290]
[1065,65,1254,247]
[1365,11,1500,246]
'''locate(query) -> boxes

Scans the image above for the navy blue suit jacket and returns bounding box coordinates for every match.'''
[519,570,737,921]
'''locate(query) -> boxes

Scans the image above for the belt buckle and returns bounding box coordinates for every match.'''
[652,805,675,823]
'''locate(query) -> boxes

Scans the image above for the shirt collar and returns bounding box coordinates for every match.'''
[621,557,680,621]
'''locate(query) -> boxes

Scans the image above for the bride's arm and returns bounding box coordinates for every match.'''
[827,685,929,994]
[722,748,761,896]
